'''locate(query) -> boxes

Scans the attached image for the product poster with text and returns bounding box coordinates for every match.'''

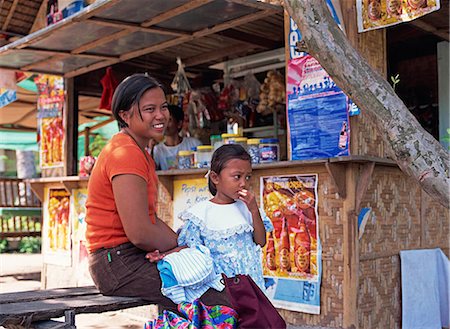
[261,174,321,314]
[71,188,92,286]
[43,188,71,266]
[357,0,440,32]
[287,5,350,161]
[35,74,65,168]
[172,178,211,231]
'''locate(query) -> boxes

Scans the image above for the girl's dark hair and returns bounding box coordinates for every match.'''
[111,73,164,129]
[168,104,184,125]
[208,144,251,196]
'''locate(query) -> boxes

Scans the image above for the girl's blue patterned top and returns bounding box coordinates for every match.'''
[178,200,273,291]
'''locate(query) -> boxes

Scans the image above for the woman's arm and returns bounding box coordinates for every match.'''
[112,174,178,252]
[238,189,266,247]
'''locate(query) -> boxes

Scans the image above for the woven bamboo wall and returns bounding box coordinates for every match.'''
[357,166,449,329]
[251,165,346,328]
[156,182,173,226]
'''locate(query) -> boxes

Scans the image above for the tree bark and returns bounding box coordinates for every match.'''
[284,0,449,208]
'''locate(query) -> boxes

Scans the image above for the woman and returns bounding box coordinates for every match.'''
[85,74,229,312]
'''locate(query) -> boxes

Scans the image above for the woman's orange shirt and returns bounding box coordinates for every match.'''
[85,133,158,253]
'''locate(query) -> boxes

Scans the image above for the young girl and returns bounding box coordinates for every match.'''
[177,144,273,291]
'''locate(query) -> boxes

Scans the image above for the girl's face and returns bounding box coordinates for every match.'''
[121,87,169,143]
[164,115,181,137]
[211,158,252,204]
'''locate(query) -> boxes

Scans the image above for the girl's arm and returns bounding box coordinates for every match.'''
[238,189,267,247]
[112,174,178,252]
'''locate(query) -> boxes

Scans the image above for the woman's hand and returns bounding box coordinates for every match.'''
[145,245,188,262]
[145,250,165,263]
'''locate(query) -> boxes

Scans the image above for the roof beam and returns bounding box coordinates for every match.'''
[14,48,118,60]
[183,43,256,67]
[21,54,67,71]
[141,0,212,27]
[217,28,280,48]
[227,0,283,12]
[89,17,189,36]
[2,0,19,30]
[30,0,49,33]
[411,20,449,41]
[121,9,274,62]
[72,29,133,54]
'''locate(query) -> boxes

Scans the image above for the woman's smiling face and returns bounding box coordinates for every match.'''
[125,87,169,142]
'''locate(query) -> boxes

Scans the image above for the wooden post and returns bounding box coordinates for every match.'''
[64,78,78,176]
[342,163,359,329]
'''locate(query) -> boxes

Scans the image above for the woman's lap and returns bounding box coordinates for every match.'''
[88,242,230,312]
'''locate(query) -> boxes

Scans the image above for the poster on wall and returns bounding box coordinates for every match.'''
[261,174,321,314]
[172,178,211,231]
[286,1,351,161]
[287,55,350,160]
[71,188,93,286]
[356,0,440,32]
[43,188,71,266]
[35,75,65,169]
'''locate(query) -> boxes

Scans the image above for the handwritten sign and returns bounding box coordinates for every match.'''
[172,178,211,231]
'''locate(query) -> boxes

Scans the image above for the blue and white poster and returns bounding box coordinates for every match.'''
[287,1,352,160]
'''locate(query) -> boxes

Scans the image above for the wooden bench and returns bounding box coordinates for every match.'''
[0,286,148,328]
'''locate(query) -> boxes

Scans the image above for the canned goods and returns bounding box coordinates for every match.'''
[259,138,279,163]
[177,150,193,169]
[247,139,260,164]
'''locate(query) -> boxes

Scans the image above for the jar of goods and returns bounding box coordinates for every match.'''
[259,138,280,163]
[221,133,240,145]
[233,137,248,150]
[210,135,223,150]
[247,139,260,164]
[177,150,193,169]
[196,145,213,168]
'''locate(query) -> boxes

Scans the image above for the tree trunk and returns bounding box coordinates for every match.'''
[284,0,449,208]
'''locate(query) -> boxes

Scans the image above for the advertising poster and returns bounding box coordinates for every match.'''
[287,55,350,160]
[261,174,321,314]
[43,188,71,266]
[287,2,350,161]
[172,178,211,231]
[35,74,65,168]
[357,0,440,32]
[71,188,93,285]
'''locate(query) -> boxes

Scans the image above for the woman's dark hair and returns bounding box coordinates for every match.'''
[111,73,164,129]
[168,104,184,125]
[208,144,251,196]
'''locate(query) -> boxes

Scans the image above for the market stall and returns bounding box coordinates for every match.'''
[1,0,448,328]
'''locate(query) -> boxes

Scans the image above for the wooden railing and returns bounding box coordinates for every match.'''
[0,178,42,238]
